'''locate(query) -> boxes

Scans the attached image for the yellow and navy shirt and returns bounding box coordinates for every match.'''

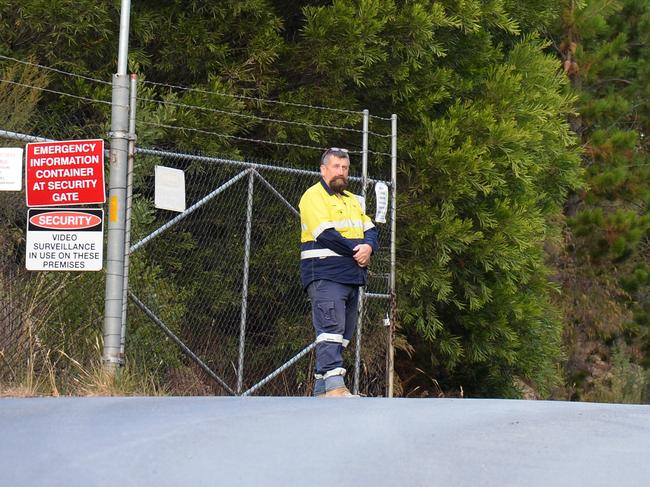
[299,178,379,288]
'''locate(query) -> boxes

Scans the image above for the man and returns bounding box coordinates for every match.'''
[299,147,379,397]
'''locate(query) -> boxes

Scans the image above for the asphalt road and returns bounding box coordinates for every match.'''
[1,397,649,486]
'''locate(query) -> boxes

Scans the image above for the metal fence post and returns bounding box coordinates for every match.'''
[120,74,137,356]
[102,0,131,370]
[353,109,369,395]
[237,171,255,394]
[387,114,397,397]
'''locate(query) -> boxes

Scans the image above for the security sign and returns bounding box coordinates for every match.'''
[25,139,105,207]
[26,208,104,271]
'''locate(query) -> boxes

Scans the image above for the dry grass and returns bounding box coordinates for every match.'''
[1,337,168,398]
[0,332,60,398]
[57,338,169,397]
[1,361,168,398]
[0,385,47,398]
[73,362,168,397]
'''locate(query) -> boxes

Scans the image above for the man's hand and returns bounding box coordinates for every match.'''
[353,243,373,268]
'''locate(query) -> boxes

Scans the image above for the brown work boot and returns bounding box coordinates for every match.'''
[323,387,359,398]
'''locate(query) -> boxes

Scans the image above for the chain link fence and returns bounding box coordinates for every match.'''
[0,55,395,395]
[1,56,114,392]
[1,130,108,392]
[126,147,394,396]
[1,129,395,396]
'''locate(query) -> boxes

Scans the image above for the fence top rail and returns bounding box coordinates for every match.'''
[135,147,391,185]
[0,129,55,143]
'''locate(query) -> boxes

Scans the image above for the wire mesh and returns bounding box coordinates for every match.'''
[0,53,395,396]
[0,130,108,390]
[0,132,393,396]
[127,148,393,396]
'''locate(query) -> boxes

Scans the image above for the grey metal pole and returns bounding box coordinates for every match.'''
[387,114,397,397]
[117,0,131,76]
[237,171,255,394]
[102,0,131,370]
[353,109,369,395]
[103,74,130,369]
[361,109,369,192]
[120,74,137,356]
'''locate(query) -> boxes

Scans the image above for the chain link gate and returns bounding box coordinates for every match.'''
[125,146,395,396]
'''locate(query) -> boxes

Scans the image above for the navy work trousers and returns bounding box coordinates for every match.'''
[307,279,359,392]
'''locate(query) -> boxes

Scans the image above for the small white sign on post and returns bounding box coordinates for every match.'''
[0,148,23,191]
[155,165,186,212]
[26,208,104,271]
[374,182,389,223]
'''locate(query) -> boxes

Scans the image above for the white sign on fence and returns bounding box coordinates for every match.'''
[26,208,104,271]
[155,165,186,212]
[0,147,23,191]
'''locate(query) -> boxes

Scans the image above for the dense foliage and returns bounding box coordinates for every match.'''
[552,0,650,401]
[3,0,646,400]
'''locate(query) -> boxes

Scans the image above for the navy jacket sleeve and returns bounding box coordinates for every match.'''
[317,226,379,257]
[316,228,356,256]
[364,226,379,254]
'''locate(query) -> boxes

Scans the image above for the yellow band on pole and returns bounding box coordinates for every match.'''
[109,195,119,222]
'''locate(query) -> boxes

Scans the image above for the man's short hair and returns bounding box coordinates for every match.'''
[321,147,350,166]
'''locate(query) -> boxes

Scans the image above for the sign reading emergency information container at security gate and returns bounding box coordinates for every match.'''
[26,208,103,271]
[25,139,105,206]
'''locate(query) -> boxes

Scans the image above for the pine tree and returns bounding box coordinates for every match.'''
[553,0,650,402]
[397,34,582,397]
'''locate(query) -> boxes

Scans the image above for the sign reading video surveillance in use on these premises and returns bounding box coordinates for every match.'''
[25,139,105,206]
[26,208,104,271]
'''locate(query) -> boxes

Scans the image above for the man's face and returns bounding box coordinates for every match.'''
[321,155,350,194]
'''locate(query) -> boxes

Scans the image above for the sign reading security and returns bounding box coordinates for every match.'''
[25,139,105,206]
[26,208,103,271]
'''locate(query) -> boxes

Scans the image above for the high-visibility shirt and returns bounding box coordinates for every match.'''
[299,178,379,288]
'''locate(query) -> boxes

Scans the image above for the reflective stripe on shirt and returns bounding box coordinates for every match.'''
[312,219,365,240]
[300,248,342,260]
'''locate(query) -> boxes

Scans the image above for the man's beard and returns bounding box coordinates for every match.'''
[330,176,348,194]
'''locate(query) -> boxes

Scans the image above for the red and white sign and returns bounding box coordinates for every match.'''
[25,139,105,207]
[26,208,104,271]
[29,210,102,230]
